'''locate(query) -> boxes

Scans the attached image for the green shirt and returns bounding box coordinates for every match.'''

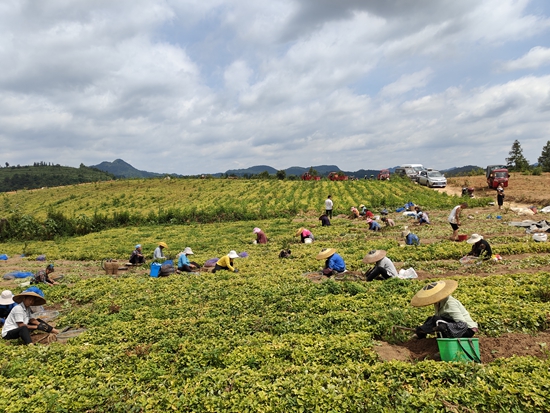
[435,296,478,329]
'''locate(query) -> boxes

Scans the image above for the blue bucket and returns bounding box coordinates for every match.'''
[150,263,162,278]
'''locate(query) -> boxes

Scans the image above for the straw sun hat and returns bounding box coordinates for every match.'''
[295,227,305,236]
[253,227,261,234]
[158,242,168,248]
[402,227,411,237]
[410,280,458,307]
[228,250,239,259]
[183,247,194,255]
[362,250,386,264]
[13,291,46,307]
[316,248,336,260]
[467,234,483,244]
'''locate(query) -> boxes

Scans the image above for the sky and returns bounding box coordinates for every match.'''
[1,0,550,175]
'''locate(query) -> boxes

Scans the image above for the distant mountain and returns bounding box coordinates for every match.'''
[442,165,484,176]
[224,165,278,176]
[89,159,166,178]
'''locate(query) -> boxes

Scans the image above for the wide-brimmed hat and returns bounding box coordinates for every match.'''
[295,227,305,236]
[359,204,365,208]
[253,227,261,234]
[13,291,46,306]
[467,234,483,244]
[158,242,168,248]
[0,290,14,305]
[410,280,458,307]
[228,250,239,259]
[362,250,386,263]
[183,247,194,255]
[316,248,336,260]
[402,228,411,237]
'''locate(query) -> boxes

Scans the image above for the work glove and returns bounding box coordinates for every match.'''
[37,321,53,333]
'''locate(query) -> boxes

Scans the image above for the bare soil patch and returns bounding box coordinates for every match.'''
[374,332,550,363]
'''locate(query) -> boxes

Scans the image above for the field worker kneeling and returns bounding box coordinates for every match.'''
[213,250,240,273]
[362,250,398,282]
[2,291,59,345]
[316,248,346,276]
[367,218,381,231]
[253,227,267,244]
[467,234,492,260]
[381,217,395,227]
[296,228,314,243]
[402,228,420,246]
[154,242,168,260]
[177,247,200,273]
[411,279,478,339]
[32,264,59,286]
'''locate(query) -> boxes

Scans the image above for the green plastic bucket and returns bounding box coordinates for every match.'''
[437,338,481,363]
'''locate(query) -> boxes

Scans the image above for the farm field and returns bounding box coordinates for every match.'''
[1,177,550,412]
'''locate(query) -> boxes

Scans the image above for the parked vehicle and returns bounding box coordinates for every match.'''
[394,167,418,181]
[377,169,390,180]
[417,170,447,188]
[487,167,509,189]
[301,172,321,181]
[328,172,348,181]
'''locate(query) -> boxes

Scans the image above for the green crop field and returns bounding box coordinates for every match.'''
[1,178,549,412]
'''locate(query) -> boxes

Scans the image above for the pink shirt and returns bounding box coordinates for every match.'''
[302,229,312,237]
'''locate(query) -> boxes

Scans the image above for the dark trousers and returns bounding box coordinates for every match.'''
[212,264,229,273]
[326,209,333,219]
[178,262,200,272]
[3,326,32,345]
[365,266,390,282]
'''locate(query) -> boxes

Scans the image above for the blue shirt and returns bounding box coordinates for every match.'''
[178,254,190,268]
[369,221,381,231]
[327,253,346,272]
[405,233,420,246]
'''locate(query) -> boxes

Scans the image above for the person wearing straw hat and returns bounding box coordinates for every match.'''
[213,250,240,273]
[402,227,420,246]
[0,290,16,326]
[2,291,59,345]
[467,234,492,260]
[411,280,478,339]
[296,228,314,243]
[177,247,201,273]
[129,244,145,265]
[316,248,346,276]
[362,250,398,281]
[32,263,59,286]
[350,206,360,219]
[153,242,168,261]
[253,227,268,244]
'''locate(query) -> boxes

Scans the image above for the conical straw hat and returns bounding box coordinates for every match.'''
[410,280,458,307]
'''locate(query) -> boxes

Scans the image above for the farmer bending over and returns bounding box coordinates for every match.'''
[178,247,201,273]
[467,234,492,260]
[32,264,59,286]
[213,250,240,273]
[411,279,478,339]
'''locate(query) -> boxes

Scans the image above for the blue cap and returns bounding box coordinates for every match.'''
[135,244,141,249]
[23,286,45,298]
[496,215,502,219]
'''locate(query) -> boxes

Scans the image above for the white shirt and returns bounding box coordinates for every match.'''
[153,247,165,259]
[377,257,398,278]
[325,199,333,210]
[448,205,460,224]
[2,303,31,337]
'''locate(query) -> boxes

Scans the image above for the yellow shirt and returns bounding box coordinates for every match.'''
[216,255,235,271]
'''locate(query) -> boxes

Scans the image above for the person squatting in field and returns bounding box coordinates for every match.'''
[362,250,398,282]
[253,227,267,244]
[296,228,314,243]
[2,291,59,345]
[411,279,478,339]
[177,247,201,273]
[316,248,346,276]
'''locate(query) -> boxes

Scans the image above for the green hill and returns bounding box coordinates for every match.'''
[0,163,115,192]
[89,159,165,178]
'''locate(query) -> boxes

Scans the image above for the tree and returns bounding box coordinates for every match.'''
[308,166,318,177]
[538,140,550,172]
[505,140,530,171]
[276,170,286,180]
[5,162,8,167]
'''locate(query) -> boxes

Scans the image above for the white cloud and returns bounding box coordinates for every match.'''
[499,46,550,71]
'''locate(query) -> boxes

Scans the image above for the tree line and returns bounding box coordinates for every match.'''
[506,139,550,173]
